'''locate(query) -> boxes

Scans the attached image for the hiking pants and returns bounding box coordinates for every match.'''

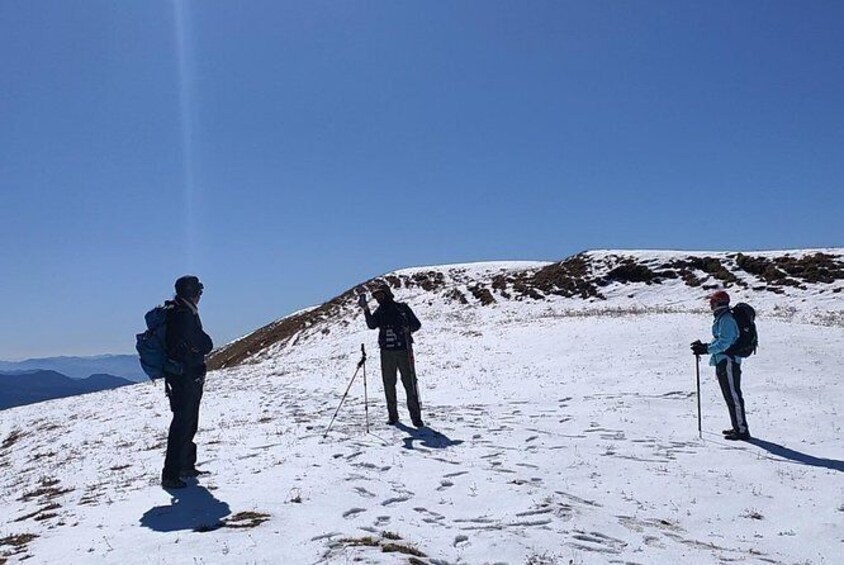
[380,349,422,422]
[715,358,749,435]
[162,374,204,480]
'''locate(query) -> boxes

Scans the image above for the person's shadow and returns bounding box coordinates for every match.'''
[140,482,231,532]
[747,438,843,472]
[395,423,464,450]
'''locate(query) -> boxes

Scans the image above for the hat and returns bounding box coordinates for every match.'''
[175,275,204,298]
[706,290,730,306]
[371,283,393,299]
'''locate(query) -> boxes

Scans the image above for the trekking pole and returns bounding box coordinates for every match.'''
[695,354,702,439]
[322,347,367,438]
[361,344,370,434]
[405,328,422,410]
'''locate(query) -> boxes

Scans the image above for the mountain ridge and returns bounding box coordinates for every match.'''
[209,248,843,370]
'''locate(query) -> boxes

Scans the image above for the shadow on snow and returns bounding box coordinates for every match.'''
[394,422,464,450]
[140,481,231,532]
[747,437,844,472]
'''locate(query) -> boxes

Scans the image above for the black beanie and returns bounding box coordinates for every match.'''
[175,275,203,298]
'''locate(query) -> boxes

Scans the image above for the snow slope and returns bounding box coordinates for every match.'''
[1,250,842,564]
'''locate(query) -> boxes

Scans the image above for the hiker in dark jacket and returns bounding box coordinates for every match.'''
[161,275,213,489]
[691,290,750,441]
[359,283,424,427]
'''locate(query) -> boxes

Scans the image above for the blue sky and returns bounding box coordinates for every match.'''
[1,1,842,359]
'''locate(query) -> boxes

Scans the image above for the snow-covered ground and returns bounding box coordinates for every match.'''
[1,254,842,564]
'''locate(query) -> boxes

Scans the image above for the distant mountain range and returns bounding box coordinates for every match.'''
[0,354,145,382]
[0,370,135,411]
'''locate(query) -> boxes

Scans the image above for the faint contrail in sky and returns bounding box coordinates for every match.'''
[173,0,198,270]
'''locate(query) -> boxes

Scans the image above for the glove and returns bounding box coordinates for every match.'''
[690,340,708,355]
[357,294,368,308]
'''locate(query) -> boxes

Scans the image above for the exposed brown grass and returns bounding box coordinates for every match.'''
[13,503,60,523]
[18,478,72,502]
[381,542,425,556]
[337,536,379,548]
[334,535,426,558]
[735,252,844,286]
[0,533,38,559]
[223,511,271,529]
[0,533,38,547]
[1,429,26,450]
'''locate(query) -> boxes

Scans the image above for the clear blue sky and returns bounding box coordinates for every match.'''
[1,1,842,359]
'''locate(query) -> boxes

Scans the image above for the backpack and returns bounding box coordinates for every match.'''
[136,304,182,380]
[725,302,758,358]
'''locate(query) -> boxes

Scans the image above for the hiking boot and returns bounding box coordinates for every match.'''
[161,477,187,489]
[180,468,209,478]
[386,418,399,425]
[412,418,425,428]
[724,430,751,441]
[722,429,735,435]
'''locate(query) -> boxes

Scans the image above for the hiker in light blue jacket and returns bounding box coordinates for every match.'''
[691,290,750,440]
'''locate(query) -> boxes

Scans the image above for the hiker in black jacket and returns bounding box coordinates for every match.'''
[359,283,424,427]
[161,275,213,489]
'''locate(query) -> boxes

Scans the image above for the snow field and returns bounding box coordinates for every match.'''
[2,306,841,564]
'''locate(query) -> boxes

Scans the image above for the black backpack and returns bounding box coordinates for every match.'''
[725,302,758,358]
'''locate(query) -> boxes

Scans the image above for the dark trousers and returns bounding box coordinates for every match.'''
[380,349,422,422]
[715,358,749,435]
[162,374,204,480]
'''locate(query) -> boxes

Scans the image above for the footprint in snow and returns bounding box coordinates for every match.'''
[381,495,411,506]
[342,508,366,519]
[508,517,553,527]
[353,486,376,498]
[453,534,469,547]
[413,507,445,523]
[353,462,391,472]
[569,530,628,554]
[374,516,391,526]
[310,532,342,541]
[454,516,496,524]
[555,490,602,508]
[516,508,554,518]
[515,462,539,469]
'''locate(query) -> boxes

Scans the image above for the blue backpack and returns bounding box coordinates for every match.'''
[136,305,182,380]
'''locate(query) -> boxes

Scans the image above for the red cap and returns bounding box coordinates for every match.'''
[706,290,730,306]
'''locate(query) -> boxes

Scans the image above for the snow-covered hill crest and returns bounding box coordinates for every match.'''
[210,249,844,370]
